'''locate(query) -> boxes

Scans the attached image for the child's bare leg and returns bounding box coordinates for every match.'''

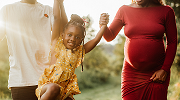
[40,83,60,100]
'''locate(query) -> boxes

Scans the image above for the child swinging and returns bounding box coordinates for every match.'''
[36,0,109,100]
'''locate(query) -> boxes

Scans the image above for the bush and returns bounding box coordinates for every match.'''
[168,43,180,99]
[0,39,11,99]
[75,46,111,90]
[168,65,180,100]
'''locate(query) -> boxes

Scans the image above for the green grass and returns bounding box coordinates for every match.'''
[74,83,121,100]
[0,76,121,100]
[74,76,122,100]
[1,74,180,100]
[0,83,121,100]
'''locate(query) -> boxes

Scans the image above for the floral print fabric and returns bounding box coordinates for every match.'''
[36,37,85,100]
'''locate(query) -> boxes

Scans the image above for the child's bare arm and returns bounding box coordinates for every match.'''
[51,0,67,42]
[51,0,62,42]
[50,0,67,65]
[84,13,109,54]
[59,0,68,34]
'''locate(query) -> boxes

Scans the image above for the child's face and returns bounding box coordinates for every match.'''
[62,25,84,50]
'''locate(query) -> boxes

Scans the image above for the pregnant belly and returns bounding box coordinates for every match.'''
[124,38,165,71]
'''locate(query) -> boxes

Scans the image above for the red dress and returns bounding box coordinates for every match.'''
[103,5,177,100]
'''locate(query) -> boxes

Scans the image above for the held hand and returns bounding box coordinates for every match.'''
[99,13,109,27]
[56,0,64,4]
[150,69,167,83]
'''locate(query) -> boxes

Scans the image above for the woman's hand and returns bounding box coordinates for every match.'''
[99,13,109,27]
[150,69,167,83]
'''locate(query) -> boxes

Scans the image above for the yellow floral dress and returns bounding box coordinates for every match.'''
[36,36,85,100]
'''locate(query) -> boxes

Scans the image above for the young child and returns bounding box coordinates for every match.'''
[35,0,109,100]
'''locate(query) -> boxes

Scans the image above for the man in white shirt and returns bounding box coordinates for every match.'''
[0,0,67,99]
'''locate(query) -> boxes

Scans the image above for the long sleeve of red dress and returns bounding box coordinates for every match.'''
[103,5,177,100]
[161,8,177,72]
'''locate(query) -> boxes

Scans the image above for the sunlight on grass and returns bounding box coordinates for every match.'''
[74,76,122,100]
[0,92,11,100]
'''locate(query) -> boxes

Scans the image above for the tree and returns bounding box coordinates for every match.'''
[75,15,111,89]
[82,15,95,43]
[0,38,11,98]
[165,1,180,99]
[165,0,180,68]
[165,0,180,43]
[109,35,126,76]
[165,0,180,19]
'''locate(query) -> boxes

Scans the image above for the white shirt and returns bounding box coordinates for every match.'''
[0,1,53,88]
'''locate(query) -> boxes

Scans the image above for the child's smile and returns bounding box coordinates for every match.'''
[62,25,84,50]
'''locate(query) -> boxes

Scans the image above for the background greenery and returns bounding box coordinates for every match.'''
[0,0,180,99]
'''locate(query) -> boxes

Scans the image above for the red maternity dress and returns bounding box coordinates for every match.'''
[103,5,177,100]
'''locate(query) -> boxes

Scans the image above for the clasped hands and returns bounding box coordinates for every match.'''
[99,13,109,27]
[55,0,64,4]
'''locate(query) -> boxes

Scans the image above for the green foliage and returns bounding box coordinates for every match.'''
[165,0,180,19]
[176,19,180,44]
[82,15,95,43]
[74,76,121,100]
[73,15,112,90]
[0,39,11,99]
[174,43,180,71]
[165,0,180,43]
[165,2,180,99]
[0,91,11,100]
[168,65,180,100]
[167,43,180,99]
[110,35,125,76]
[76,46,111,89]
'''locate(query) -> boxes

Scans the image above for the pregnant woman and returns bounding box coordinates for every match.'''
[100,0,177,100]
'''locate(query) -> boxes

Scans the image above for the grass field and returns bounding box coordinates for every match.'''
[0,83,121,100]
[0,75,180,100]
[0,76,122,100]
[74,83,121,100]
[74,76,122,100]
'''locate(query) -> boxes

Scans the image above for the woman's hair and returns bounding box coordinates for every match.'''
[132,0,165,7]
[63,14,86,71]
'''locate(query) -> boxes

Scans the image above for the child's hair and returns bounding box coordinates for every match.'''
[63,14,86,38]
[63,14,86,71]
